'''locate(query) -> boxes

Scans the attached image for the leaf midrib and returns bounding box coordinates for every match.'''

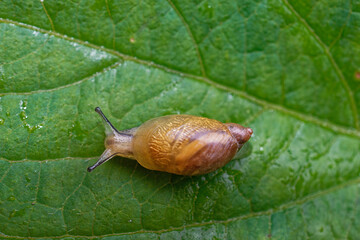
[0,18,359,139]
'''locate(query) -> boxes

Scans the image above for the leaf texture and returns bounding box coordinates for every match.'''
[0,0,360,239]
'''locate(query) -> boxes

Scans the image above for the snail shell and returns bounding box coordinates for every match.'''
[88,107,253,176]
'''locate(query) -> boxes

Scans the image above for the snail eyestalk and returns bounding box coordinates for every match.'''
[88,107,135,172]
[87,149,115,172]
[95,107,120,136]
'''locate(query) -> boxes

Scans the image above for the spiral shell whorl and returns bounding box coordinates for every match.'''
[133,115,239,175]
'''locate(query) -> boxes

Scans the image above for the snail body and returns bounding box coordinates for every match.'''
[88,107,253,176]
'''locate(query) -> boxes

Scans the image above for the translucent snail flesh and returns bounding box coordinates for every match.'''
[87,107,253,176]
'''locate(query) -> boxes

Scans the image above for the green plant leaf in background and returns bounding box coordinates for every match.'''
[0,0,360,239]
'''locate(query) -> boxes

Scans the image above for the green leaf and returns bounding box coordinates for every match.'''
[1,0,360,239]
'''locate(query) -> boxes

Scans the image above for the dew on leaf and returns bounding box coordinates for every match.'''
[9,208,26,219]
[24,123,44,133]
[9,210,16,219]
[19,100,28,121]
[19,99,27,110]
[69,120,85,140]
[0,117,4,125]
[0,67,5,89]
[18,99,44,133]
[25,175,31,183]
[197,1,214,18]
[7,196,15,201]
[19,111,27,120]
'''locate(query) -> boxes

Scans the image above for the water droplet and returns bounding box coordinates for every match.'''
[25,123,44,133]
[25,175,31,183]
[19,100,28,121]
[83,49,110,61]
[19,111,27,120]
[69,121,85,140]
[20,100,27,110]
[8,208,26,219]
[259,147,264,151]
[198,2,214,19]
[128,219,132,223]
[0,117,4,125]
[18,99,45,133]
[6,111,10,116]
[9,210,16,219]
[7,196,15,201]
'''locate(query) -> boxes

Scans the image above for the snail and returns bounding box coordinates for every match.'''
[87,107,253,176]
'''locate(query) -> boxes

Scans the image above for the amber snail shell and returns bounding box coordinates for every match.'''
[87,107,253,176]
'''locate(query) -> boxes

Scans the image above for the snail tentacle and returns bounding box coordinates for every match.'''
[95,107,122,136]
[87,148,117,172]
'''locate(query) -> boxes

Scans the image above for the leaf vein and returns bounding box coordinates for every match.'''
[0,19,359,139]
[165,0,206,76]
[0,36,49,67]
[61,170,87,235]
[104,0,116,49]
[250,122,304,201]
[282,0,359,129]
[40,0,55,31]
[329,0,353,49]
[1,177,360,239]
[0,61,122,96]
